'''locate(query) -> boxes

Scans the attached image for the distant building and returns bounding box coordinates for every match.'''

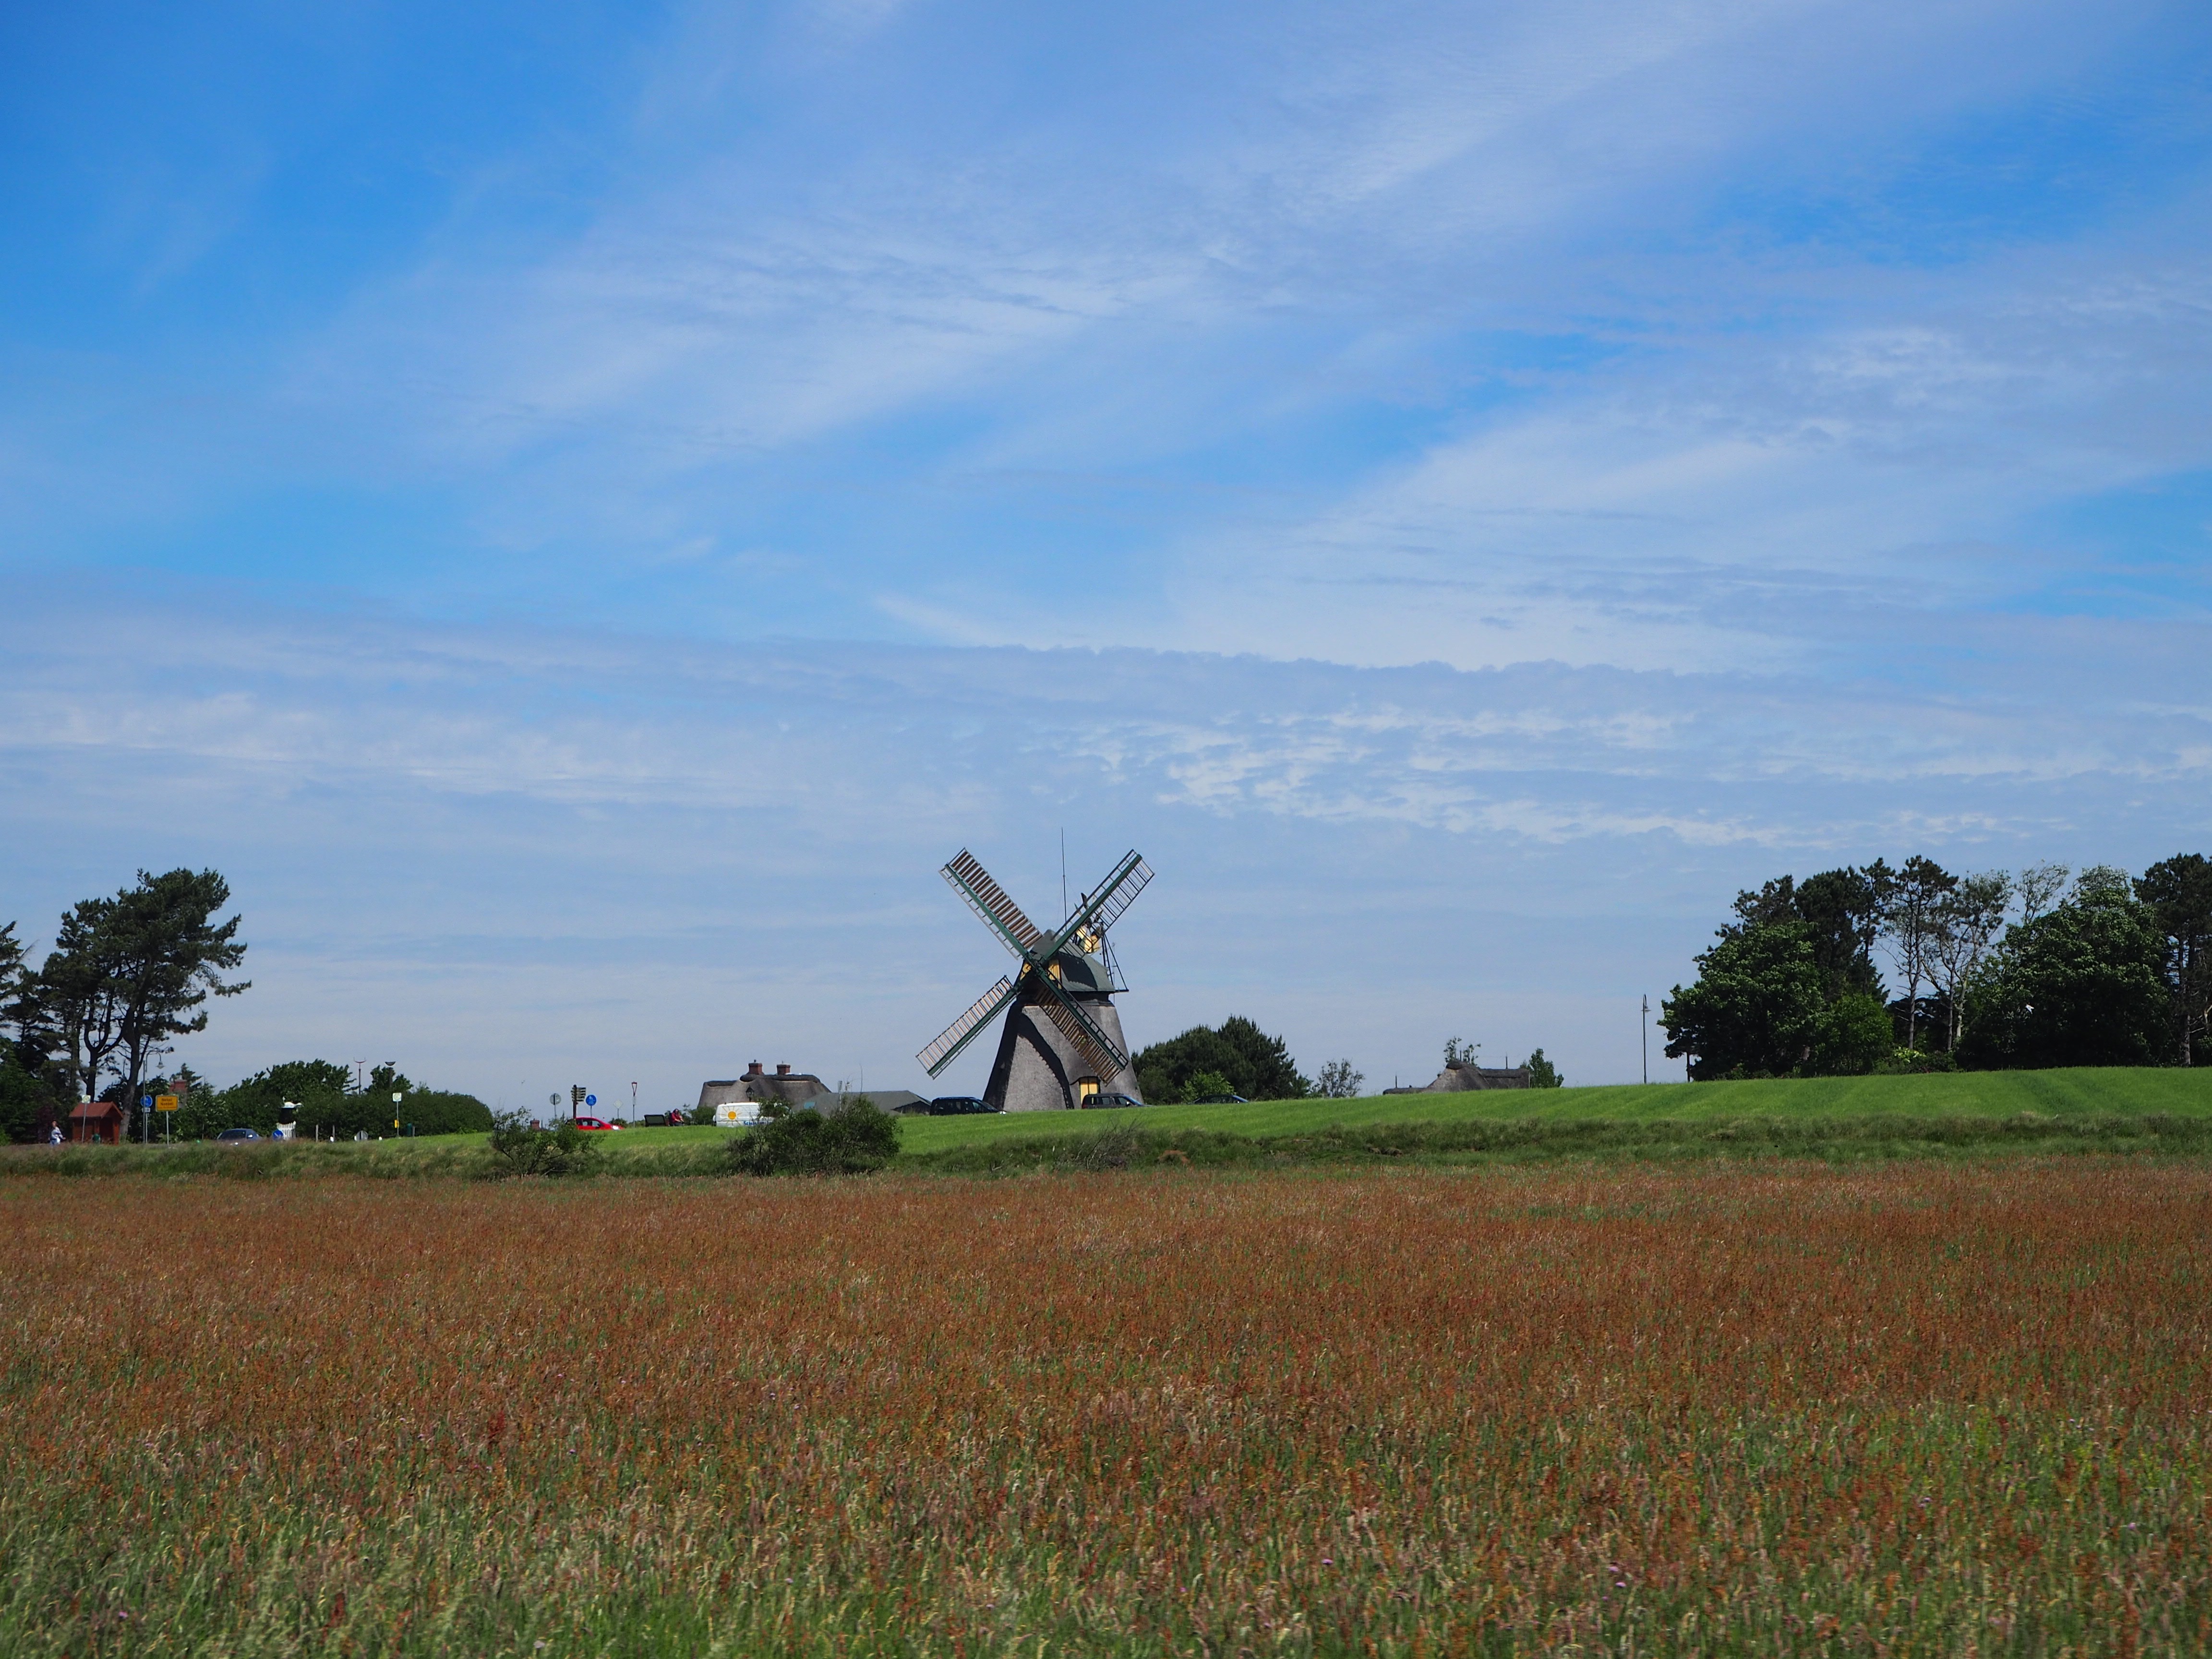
[697,1062,825,1115]
[68,1100,124,1143]
[695,1062,922,1117]
[1381,1062,1532,1095]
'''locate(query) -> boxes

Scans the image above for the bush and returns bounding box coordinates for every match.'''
[1878,1047,1960,1075]
[724,1097,899,1177]
[486,1111,601,1177]
[1525,1048,1563,1088]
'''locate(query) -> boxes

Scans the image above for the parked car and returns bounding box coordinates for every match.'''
[571,1116,621,1132]
[215,1127,261,1142]
[1187,1093,1247,1105]
[1084,1093,1143,1109]
[927,1096,1001,1115]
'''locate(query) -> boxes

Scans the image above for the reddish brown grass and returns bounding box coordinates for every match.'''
[4,1161,2210,1654]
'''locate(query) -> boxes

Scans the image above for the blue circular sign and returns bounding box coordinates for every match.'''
[140,1095,153,1109]
[585,1093,597,1107]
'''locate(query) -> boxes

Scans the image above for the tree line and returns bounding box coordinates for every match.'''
[0,869,249,1142]
[0,868,493,1142]
[1661,854,2212,1079]
[1132,1018,1562,1101]
[178,1058,492,1140]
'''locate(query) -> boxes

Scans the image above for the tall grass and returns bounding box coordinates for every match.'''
[3,1162,2209,1653]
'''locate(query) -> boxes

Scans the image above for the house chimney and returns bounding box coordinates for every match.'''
[744,1060,763,1078]
[776,1063,791,1077]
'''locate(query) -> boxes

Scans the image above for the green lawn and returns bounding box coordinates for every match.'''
[14,1068,2210,1178]
[889,1066,2212,1152]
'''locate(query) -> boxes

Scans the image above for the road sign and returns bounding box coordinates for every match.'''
[155,1094,179,1112]
[141,1094,153,1109]
[585,1093,597,1108]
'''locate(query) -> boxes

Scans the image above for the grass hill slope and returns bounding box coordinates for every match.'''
[893,1066,2212,1153]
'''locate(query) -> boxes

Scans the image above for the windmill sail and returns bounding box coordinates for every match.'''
[942,851,1047,959]
[1036,992,1125,1080]
[918,976,1017,1076]
[1042,851,1152,960]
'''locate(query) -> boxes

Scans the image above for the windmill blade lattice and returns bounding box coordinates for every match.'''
[1041,851,1152,961]
[942,851,1046,958]
[1035,992,1125,1080]
[918,975,1017,1076]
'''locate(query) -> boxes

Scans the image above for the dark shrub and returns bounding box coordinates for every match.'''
[724,1097,899,1177]
[486,1112,601,1177]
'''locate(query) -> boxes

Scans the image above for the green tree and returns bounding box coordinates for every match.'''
[1661,923,1825,1080]
[1184,1069,1236,1101]
[39,898,129,1108]
[1879,856,1957,1052]
[183,1060,350,1139]
[0,922,61,1142]
[1133,1016,1309,1103]
[1524,1048,1562,1089]
[1313,1058,1365,1098]
[107,870,250,1115]
[1807,992,1893,1076]
[1928,871,2011,1052]
[1728,866,1887,1002]
[2137,854,2212,1066]
[183,1059,490,1140]
[1960,868,2171,1070]
[36,871,249,1128]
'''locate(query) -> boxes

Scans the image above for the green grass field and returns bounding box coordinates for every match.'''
[10,1066,2212,1179]
[890,1065,2212,1152]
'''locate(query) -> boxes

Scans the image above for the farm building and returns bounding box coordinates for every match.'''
[69,1100,124,1143]
[695,1062,921,1117]
[1382,1062,1532,1095]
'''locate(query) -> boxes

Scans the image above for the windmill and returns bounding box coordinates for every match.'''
[917,848,1153,1110]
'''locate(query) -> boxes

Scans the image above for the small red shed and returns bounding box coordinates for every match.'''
[68,1101,123,1145]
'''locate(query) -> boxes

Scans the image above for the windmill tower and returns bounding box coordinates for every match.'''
[917,848,1153,1110]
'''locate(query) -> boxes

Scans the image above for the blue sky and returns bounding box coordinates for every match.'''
[4,0,2209,1107]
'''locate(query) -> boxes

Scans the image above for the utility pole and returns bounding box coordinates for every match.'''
[1641,995,1649,1085]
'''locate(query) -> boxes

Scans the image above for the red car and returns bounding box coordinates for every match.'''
[571,1116,621,1132]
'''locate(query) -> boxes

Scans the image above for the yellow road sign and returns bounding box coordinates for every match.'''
[155,1094,180,1112]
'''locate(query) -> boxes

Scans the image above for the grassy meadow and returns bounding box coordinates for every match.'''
[5,1160,2211,1655]
[8,1066,2212,1180]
